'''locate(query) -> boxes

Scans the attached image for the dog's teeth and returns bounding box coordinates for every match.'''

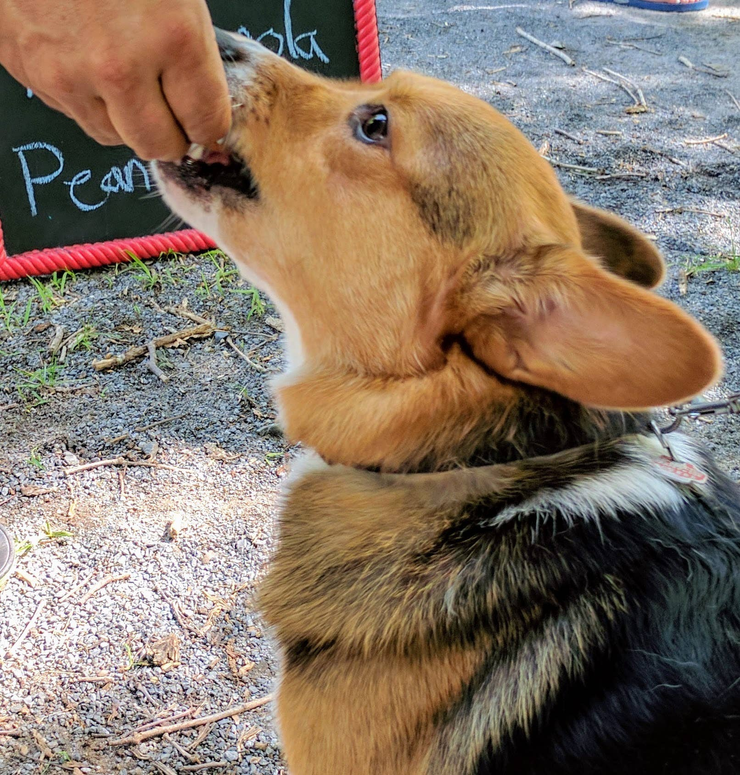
[187,143,207,160]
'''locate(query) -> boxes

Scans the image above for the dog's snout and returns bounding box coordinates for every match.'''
[215,27,250,63]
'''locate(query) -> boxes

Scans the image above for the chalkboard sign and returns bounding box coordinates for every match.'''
[0,0,381,280]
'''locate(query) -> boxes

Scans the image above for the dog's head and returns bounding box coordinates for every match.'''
[154,32,721,469]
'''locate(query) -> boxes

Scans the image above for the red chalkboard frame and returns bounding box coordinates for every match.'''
[0,0,381,281]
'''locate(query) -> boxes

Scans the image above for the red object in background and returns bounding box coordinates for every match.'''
[0,0,381,281]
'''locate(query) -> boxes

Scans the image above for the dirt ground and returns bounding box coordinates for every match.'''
[0,1,738,773]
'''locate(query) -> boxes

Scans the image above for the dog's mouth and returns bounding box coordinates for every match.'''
[159,143,259,200]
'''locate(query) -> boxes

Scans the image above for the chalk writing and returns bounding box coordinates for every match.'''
[238,0,329,63]
[12,142,151,217]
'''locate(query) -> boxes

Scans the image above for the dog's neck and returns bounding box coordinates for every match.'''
[274,347,650,474]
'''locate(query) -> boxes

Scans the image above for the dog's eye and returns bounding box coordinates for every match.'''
[354,107,389,146]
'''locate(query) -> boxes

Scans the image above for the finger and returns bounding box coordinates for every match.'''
[101,76,188,161]
[65,96,124,146]
[160,28,231,146]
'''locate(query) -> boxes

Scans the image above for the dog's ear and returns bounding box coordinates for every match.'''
[571,199,665,289]
[462,246,721,409]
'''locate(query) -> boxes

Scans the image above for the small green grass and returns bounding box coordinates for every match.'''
[28,276,63,313]
[15,361,61,406]
[123,251,160,290]
[68,324,98,353]
[231,285,266,319]
[27,448,45,471]
[0,288,33,333]
[15,520,73,557]
[48,269,76,296]
[685,250,740,277]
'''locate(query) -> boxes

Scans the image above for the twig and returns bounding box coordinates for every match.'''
[134,708,200,735]
[6,599,46,658]
[596,130,622,136]
[595,171,647,180]
[603,67,646,107]
[583,68,637,101]
[515,27,574,66]
[554,128,584,144]
[108,696,273,746]
[49,325,65,355]
[137,413,188,433]
[0,729,21,737]
[606,38,660,55]
[656,206,725,218]
[726,90,740,112]
[188,722,215,751]
[678,55,729,78]
[155,585,204,637]
[225,336,267,373]
[67,675,115,683]
[14,568,39,587]
[712,140,738,156]
[182,763,229,772]
[543,156,600,173]
[146,341,169,383]
[92,323,215,371]
[58,571,95,602]
[684,133,728,145]
[65,457,185,475]
[164,733,199,762]
[164,305,213,326]
[79,573,131,605]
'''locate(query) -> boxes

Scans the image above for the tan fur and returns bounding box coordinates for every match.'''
[154,36,724,774]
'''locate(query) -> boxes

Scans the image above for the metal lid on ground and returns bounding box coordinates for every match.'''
[0,524,16,589]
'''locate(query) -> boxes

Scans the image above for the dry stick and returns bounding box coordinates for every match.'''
[163,733,199,762]
[182,763,229,772]
[543,156,600,173]
[79,573,131,605]
[6,598,46,658]
[65,458,185,476]
[582,68,639,107]
[137,413,188,433]
[596,130,622,136]
[92,323,215,372]
[58,570,95,602]
[726,90,740,112]
[656,206,725,218]
[595,172,646,180]
[712,140,739,156]
[515,27,575,66]
[225,336,267,373]
[0,729,21,737]
[68,675,115,683]
[606,39,660,55]
[135,708,200,735]
[684,133,728,145]
[146,341,169,383]
[164,305,213,326]
[554,128,584,144]
[155,585,204,637]
[603,67,646,107]
[109,696,273,746]
[188,722,215,751]
[678,56,729,78]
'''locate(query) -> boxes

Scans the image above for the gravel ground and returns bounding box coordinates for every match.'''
[0,2,739,773]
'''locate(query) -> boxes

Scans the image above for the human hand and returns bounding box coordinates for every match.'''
[0,0,231,161]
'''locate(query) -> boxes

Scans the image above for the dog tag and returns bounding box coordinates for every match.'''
[653,455,708,486]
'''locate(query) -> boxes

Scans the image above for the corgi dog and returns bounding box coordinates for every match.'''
[154,30,740,775]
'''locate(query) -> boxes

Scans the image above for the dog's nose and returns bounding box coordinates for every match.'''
[216,27,250,63]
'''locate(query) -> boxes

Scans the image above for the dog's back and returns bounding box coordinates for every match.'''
[262,426,740,775]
